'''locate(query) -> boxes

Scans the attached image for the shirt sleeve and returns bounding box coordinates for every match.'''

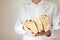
[50,4,60,38]
[52,4,60,30]
[14,5,26,35]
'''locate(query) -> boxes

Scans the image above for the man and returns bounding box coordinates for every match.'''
[15,0,60,40]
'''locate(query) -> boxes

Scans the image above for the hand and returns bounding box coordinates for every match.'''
[35,30,51,37]
[22,25,37,36]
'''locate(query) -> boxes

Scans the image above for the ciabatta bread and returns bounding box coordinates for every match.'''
[23,14,51,34]
[32,16,43,33]
[39,14,51,32]
[23,20,38,34]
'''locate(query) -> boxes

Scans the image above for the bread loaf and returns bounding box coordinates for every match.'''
[39,14,51,32]
[23,14,51,34]
[23,20,38,34]
[32,16,43,33]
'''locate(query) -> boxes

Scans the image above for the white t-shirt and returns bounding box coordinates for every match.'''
[15,0,60,40]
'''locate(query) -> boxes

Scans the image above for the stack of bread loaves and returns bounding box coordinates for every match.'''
[23,14,51,34]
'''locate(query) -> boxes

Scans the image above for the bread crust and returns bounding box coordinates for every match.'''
[23,20,38,34]
[23,14,51,34]
[39,14,51,32]
[32,16,43,33]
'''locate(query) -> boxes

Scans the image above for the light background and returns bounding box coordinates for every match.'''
[0,0,60,40]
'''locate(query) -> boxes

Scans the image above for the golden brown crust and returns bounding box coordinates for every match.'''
[32,16,43,33]
[39,14,51,32]
[23,14,51,34]
[23,20,38,34]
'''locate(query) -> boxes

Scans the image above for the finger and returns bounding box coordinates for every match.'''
[35,32,45,36]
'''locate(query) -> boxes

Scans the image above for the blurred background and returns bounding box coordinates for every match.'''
[0,0,60,40]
